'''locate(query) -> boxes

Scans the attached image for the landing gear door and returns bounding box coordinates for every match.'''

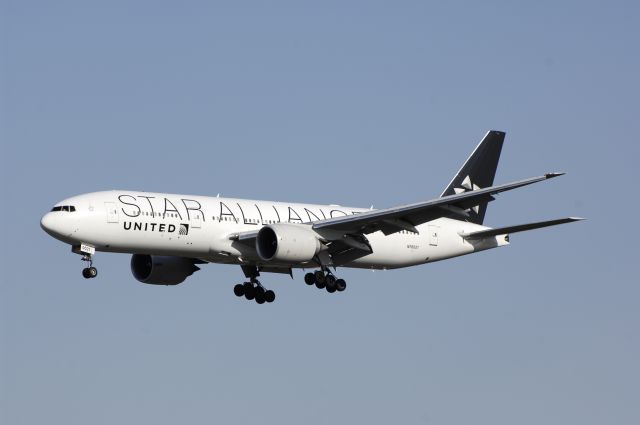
[105,202,119,223]
[428,225,439,246]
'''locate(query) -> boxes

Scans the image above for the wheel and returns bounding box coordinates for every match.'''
[335,279,346,292]
[326,275,337,291]
[82,268,91,279]
[88,267,98,278]
[314,270,326,284]
[315,280,326,289]
[244,285,256,300]
[233,284,244,297]
[264,290,276,303]
[255,286,265,298]
[304,272,316,285]
[255,292,266,304]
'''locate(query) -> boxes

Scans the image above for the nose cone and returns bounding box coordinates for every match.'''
[41,212,58,236]
[41,212,72,239]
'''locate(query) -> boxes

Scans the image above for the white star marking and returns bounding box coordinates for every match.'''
[455,175,482,214]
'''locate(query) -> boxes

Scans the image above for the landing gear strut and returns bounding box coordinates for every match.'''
[81,254,98,279]
[304,269,346,294]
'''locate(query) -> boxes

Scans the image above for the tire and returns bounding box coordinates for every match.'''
[315,280,325,289]
[335,279,346,292]
[264,290,276,303]
[82,268,91,279]
[325,275,337,292]
[233,284,244,297]
[244,285,256,300]
[304,273,316,285]
[88,267,98,278]
[314,270,326,284]
[255,292,266,304]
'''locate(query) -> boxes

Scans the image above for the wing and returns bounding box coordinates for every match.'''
[312,173,565,236]
[228,173,567,267]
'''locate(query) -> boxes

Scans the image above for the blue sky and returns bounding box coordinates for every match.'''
[1,1,638,424]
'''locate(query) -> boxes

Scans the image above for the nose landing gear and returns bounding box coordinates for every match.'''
[81,254,98,279]
[73,244,98,279]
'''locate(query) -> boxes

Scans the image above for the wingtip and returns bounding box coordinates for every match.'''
[545,172,566,178]
[568,217,586,222]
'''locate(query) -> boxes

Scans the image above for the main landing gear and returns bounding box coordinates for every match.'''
[235,266,275,305]
[81,254,98,279]
[304,269,346,294]
[233,278,276,305]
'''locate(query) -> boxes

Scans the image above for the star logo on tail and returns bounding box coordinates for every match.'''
[454,175,482,214]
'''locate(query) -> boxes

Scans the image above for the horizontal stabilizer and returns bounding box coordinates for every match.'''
[461,217,584,239]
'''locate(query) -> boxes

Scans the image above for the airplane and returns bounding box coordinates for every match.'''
[40,131,583,304]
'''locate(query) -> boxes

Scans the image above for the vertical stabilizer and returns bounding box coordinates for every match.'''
[440,130,505,224]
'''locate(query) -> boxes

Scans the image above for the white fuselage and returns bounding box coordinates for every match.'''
[41,191,508,270]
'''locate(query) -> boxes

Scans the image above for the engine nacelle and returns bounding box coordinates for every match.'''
[130,254,200,285]
[256,224,321,263]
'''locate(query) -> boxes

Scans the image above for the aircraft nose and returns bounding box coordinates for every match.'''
[40,212,56,235]
[40,211,68,238]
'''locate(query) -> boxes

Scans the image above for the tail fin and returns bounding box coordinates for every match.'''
[441,130,505,225]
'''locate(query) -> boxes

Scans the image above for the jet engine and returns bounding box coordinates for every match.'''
[256,224,321,262]
[130,254,200,285]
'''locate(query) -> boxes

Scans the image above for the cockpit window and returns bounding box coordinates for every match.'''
[51,205,76,212]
